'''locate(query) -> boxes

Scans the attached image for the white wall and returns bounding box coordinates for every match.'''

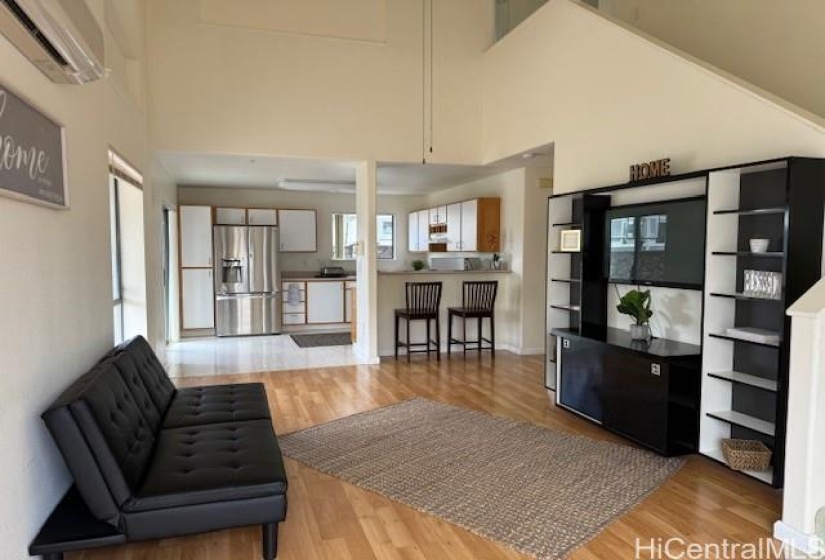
[177,186,425,272]
[602,0,825,121]
[607,286,702,345]
[482,0,825,193]
[0,1,153,557]
[146,0,492,165]
[146,160,178,358]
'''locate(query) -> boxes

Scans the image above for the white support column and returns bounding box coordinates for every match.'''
[355,161,380,364]
[776,280,825,555]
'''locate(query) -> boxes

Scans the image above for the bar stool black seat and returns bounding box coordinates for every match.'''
[394,281,442,361]
[447,280,498,357]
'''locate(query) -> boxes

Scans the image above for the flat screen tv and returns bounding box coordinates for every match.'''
[606,197,706,289]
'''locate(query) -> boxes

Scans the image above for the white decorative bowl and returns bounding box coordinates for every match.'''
[749,238,769,253]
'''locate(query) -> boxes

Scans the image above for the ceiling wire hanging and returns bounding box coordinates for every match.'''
[422,0,434,163]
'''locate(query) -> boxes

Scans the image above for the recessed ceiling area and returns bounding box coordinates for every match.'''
[158,145,553,196]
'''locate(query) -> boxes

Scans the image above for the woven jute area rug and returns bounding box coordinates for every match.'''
[279,398,684,560]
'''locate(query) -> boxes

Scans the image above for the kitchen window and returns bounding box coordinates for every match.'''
[332,213,395,260]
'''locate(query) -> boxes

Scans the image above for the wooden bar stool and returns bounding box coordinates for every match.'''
[447,281,498,357]
[394,281,443,362]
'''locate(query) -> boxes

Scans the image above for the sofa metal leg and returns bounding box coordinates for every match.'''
[43,553,64,560]
[262,523,278,560]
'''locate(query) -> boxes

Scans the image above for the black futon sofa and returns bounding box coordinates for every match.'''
[29,336,288,560]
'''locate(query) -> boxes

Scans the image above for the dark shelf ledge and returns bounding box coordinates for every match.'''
[713,207,787,216]
[712,251,785,258]
[551,222,582,227]
[708,332,780,348]
[706,410,776,437]
[707,371,778,393]
[710,292,784,302]
[550,304,581,312]
[551,278,581,283]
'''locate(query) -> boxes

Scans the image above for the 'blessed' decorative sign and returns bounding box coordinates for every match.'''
[0,84,66,208]
[629,158,671,182]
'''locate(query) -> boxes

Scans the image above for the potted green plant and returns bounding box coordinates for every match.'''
[616,289,653,340]
[412,259,426,271]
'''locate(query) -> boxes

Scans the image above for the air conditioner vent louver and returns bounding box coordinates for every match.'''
[2,0,68,67]
[0,0,104,84]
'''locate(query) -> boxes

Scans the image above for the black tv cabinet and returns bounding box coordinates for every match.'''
[553,327,701,456]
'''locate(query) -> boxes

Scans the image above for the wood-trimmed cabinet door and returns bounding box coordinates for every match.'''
[446,203,462,251]
[180,205,213,267]
[278,209,317,252]
[344,281,357,323]
[408,211,420,252]
[460,199,478,252]
[181,269,214,329]
[307,281,345,324]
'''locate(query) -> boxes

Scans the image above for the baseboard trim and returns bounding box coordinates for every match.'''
[354,346,380,365]
[774,520,823,555]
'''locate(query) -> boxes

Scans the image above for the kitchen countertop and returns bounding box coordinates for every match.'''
[281,271,357,281]
[282,269,511,280]
[378,269,511,275]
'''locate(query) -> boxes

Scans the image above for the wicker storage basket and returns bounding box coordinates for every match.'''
[721,439,772,472]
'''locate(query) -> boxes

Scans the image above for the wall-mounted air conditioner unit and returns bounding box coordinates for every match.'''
[0,0,104,84]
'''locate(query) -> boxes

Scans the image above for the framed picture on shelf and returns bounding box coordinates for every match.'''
[559,229,581,252]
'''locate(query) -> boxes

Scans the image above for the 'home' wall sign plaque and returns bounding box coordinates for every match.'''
[629,158,671,182]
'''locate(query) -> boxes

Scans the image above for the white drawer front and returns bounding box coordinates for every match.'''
[283,313,306,325]
[281,282,306,302]
[282,302,306,314]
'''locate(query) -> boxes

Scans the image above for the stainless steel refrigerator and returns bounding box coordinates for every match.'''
[213,225,281,336]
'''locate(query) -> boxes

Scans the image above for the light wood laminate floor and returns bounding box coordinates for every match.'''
[72,353,781,560]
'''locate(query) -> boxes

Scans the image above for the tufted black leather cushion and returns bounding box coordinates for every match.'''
[123,493,287,542]
[162,384,271,429]
[42,360,124,527]
[110,351,164,433]
[68,363,156,505]
[114,336,175,415]
[124,420,287,512]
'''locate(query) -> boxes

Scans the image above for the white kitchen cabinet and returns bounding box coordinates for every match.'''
[429,205,447,225]
[446,203,463,251]
[214,207,246,225]
[181,268,214,329]
[281,281,306,325]
[417,210,429,250]
[407,210,431,252]
[278,209,317,252]
[180,205,213,267]
[344,281,356,323]
[408,211,419,252]
[248,208,278,225]
[460,199,478,252]
[307,281,345,324]
[283,313,307,325]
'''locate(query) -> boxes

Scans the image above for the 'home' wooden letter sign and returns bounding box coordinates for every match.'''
[629,158,671,182]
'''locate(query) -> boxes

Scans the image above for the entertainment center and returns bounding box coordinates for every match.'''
[545,157,825,488]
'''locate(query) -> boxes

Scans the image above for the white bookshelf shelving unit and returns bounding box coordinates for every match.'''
[545,195,579,390]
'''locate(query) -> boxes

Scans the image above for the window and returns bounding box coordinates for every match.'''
[108,151,147,344]
[332,213,395,260]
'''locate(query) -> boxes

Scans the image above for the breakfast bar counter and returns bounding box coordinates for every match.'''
[377,270,513,357]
